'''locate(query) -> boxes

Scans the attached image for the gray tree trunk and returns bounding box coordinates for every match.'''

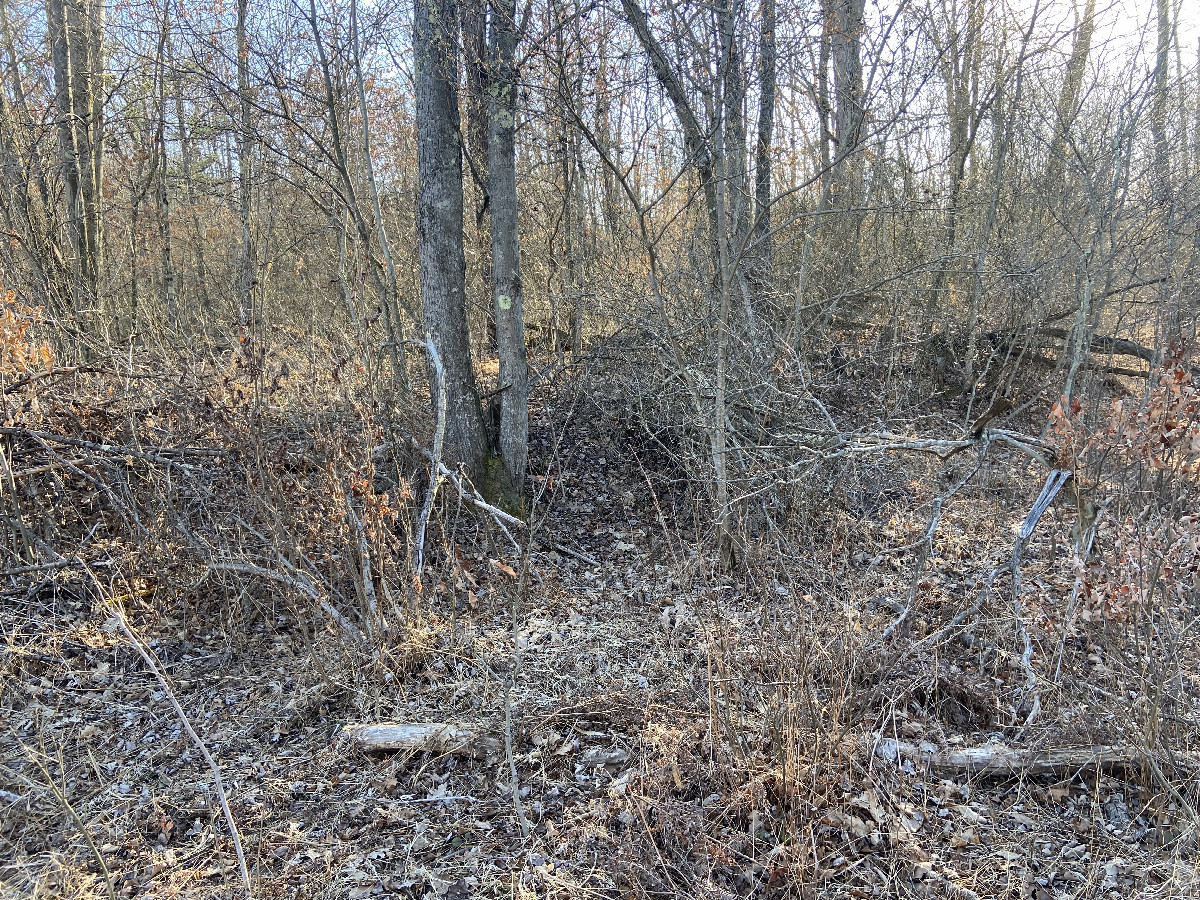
[47,0,83,300]
[829,0,865,205]
[752,0,775,283]
[155,4,175,326]
[0,0,62,303]
[68,0,104,295]
[171,36,211,317]
[1044,0,1095,201]
[415,0,488,474]
[720,0,748,251]
[826,0,865,298]
[46,0,105,302]
[488,0,528,495]
[1151,0,1170,201]
[927,0,983,321]
[350,0,408,390]
[236,0,254,324]
[460,0,494,355]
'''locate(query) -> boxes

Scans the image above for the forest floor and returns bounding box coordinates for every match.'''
[3,347,1200,900]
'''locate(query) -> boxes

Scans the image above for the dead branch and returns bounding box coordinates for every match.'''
[411,334,446,576]
[1009,469,1071,728]
[341,722,500,757]
[880,739,1200,780]
[344,493,377,622]
[79,562,252,898]
[208,560,364,644]
[0,427,221,464]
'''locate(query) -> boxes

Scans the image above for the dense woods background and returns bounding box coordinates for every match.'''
[3,0,1200,896]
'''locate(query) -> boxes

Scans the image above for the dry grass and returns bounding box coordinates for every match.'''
[2,320,1200,899]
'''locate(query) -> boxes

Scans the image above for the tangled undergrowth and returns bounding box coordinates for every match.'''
[3,303,1200,900]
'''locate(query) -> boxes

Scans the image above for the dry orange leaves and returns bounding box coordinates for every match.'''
[0,288,52,378]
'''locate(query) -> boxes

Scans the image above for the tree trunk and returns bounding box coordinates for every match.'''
[720,0,748,252]
[236,0,254,325]
[172,37,212,318]
[487,0,528,500]
[460,0,495,355]
[752,0,775,285]
[68,0,103,297]
[829,0,865,206]
[0,0,61,304]
[155,3,175,327]
[1044,0,1095,201]
[47,0,83,301]
[964,10,1037,386]
[350,0,408,390]
[927,0,983,322]
[620,0,719,255]
[1150,0,1170,202]
[415,0,488,474]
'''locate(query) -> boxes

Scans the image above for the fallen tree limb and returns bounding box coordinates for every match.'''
[0,427,221,465]
[342,722,500,757]
[985,327,1199,377]
[879,739,1200,779]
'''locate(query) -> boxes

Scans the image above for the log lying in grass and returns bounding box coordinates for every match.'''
[342,723,500,757]
[879,739,1200,780]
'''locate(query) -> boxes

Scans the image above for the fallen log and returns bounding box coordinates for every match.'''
[342,723,500,757]
[877,739,1200,780]
[985,327,1199,378]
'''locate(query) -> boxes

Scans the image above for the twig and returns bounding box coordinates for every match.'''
[1,558,75,578]
[209,560,364,643]
[873,469,1073,698]
[345,494,378,623]
[434,460,525,529]
[534,539,599,567]
[0,427,219,465]
[876,453,988,643]
[413,334,446,577]
[4,747,116,900]
[2,366,82,394]
[78,561,252,899]
[1009,469,1071,729]
[2,364,171,394]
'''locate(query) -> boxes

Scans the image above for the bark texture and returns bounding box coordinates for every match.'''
[47,0,105,301]
[488,0,529,495]
[415,0,488,473]
[752,0,775,281]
